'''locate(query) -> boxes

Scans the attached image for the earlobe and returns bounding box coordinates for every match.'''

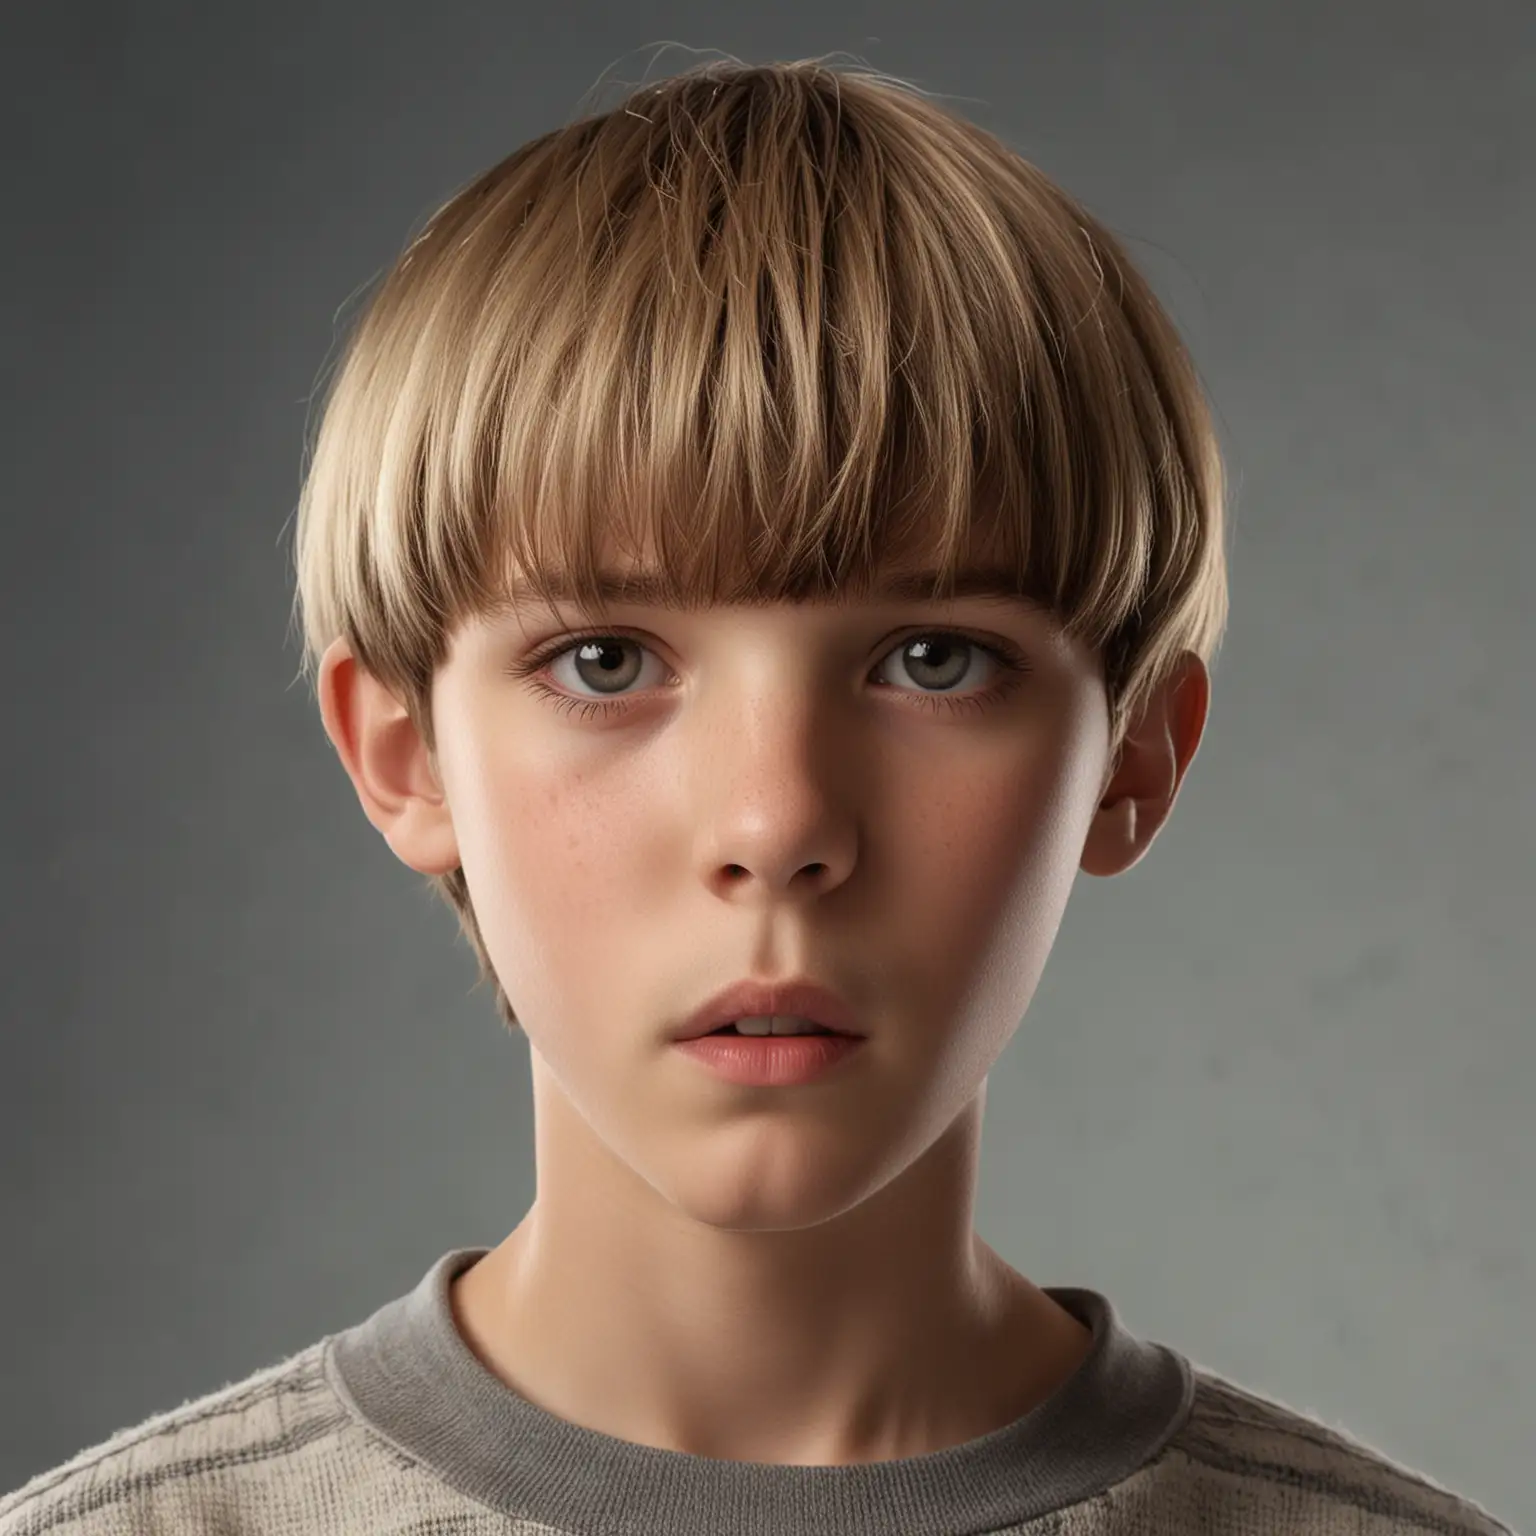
[316,637,462,876]
[1079,795,1142,879]
[1079,652,1209,879]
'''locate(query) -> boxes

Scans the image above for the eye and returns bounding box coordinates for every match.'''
[545,635,668,697]
[873,633,1005,696]
[512,626,1029,722]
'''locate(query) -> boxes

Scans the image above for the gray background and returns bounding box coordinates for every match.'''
[2,0,1530,1526]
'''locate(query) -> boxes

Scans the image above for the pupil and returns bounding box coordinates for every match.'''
[575,639,641,693]
[907,637,967,690]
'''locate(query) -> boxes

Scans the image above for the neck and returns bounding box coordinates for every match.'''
[450,1065,1093,1465]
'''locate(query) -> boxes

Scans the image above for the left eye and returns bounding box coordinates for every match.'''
[874,635,999,693]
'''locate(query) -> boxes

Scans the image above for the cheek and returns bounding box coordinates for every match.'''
[446,735,663,1016]
[902,750,1067,913]
[888,724,1102,1009]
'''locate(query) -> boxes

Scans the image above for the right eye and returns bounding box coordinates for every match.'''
[542,635,670,698]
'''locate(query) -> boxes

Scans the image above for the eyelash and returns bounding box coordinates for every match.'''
[507,628,1032,722]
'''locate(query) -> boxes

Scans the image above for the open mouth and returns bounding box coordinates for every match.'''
[703,1026,847,1038]
[708,1022,840,1037]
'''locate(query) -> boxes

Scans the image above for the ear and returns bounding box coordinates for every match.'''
[316,637,462,876]
[1079,651,1210,878]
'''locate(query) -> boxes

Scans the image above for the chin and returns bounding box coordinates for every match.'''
[655,1149,891,1234]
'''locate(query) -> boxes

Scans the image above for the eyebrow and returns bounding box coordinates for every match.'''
[490,566,1049,614]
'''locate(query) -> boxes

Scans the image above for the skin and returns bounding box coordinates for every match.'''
[318,541,1209,1467]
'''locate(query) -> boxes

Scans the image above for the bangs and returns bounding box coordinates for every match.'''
[369,66,1187,642]
[298,59,1223,743]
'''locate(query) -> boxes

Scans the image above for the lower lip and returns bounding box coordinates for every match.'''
[674,1033,865,1085]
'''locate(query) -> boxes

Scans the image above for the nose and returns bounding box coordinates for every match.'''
[687,689,860,903]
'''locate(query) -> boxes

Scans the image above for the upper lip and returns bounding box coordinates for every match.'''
[672,978,865,1040]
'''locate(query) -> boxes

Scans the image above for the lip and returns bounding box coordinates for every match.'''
[674,1033,865,1087]
[671,977,864,1041]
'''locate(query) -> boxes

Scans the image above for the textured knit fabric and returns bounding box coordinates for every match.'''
[1,1246,1514,1535]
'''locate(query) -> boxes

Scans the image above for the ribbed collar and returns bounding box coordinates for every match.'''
[324,1247,1195,1536]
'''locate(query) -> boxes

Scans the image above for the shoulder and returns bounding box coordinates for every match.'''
[0,1340,354,1535]
[1152,1366,1515,1535]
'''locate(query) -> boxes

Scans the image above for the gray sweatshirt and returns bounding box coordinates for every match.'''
[0,1246,1513,1534]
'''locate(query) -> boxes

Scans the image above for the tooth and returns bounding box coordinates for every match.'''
[733,1015,831,1036]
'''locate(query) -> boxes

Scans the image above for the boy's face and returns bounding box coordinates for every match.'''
[323,542,1205,1230]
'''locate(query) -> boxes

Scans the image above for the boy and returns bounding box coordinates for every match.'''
[2,56,1512,1536]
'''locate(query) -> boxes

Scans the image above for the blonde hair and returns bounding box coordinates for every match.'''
[291,57,1229,1034]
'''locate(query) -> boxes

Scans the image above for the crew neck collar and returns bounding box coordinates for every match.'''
[325,1247,1195,1536]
